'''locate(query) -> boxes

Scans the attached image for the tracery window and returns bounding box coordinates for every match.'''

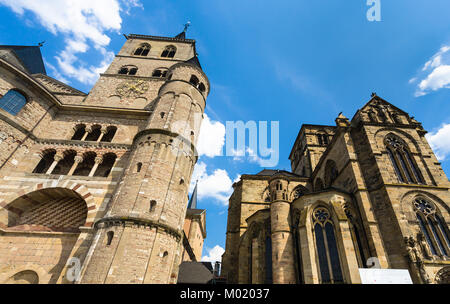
[385,135,425,184]
[414,198,449,258]
[134,43,151,56]
[0,89,27,116]
[161,45,176,58]
[312,207,344,283]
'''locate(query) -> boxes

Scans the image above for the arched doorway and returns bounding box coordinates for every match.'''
[0,188,88,283]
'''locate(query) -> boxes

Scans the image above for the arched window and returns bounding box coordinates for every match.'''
[152,68,168,78]
[71,124,86,140]
[94,153,117,177]
[150,200,157,212]
[189,75,199,87]
[385,135,425,184]
[198,83,206,93]
[324,160,338,188]
[414,198,449,258]
[101,126,117,143]
[85,125,102,141]
[0,89,27,115]
[134,43,151,56]
[344,207,368,268]
[136,162,142,173]
[106,231,114,246]
[73,152,96,176]
[53,150,76,175]
[118,66,138,75]
[33,150,56,174]
[312,207,344,283]
[161,45,176,58]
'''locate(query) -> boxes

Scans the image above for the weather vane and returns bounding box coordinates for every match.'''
[184,21,191,33]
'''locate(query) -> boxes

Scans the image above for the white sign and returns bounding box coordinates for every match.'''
[359,269,413,284]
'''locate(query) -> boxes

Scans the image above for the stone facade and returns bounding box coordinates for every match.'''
[0,32,208,284]
[222,96,450,284]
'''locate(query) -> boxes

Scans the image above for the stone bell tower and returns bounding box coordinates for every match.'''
[78,29,210,284]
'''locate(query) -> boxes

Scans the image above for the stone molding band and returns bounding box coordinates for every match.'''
[94,216,183,241]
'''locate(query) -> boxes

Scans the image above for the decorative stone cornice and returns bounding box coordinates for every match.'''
[94,216,183,241]
[36,138,132,151]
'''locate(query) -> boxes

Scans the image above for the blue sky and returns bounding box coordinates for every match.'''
[1,0,450,263]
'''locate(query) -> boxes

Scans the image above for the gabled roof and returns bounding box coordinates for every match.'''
[0,45,46,75]
[256,169,300,178]
[354,94,409,121]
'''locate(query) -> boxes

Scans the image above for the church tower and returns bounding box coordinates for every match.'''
[78,30,209,284]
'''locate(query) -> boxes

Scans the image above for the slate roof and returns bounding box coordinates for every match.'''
[0,45,46,75]
[177,262,214,284]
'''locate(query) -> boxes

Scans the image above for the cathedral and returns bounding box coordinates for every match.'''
[0,31,207,284]
[222,95,450,284]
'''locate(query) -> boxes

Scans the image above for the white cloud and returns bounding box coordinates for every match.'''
[197,114,225,158]
[413,45,450,96]
[425,123,450,161]
[190,162,236,205]
[0,0,142,84]
[202,245,225,264]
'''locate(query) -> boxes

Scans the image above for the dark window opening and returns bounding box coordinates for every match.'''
[33,150,56,174]
[85,126,102,141]
[101,126,117,143]
[107,231,114,246]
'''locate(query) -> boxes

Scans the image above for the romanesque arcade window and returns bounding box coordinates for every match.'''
[0,89,27,116]
[134,43,151,56]
[118,66,138,75]
[161,45,176,58]
[385,135,425,184]
[152,68,168,78]
[189,75,206,93]
[33,150,117,178]
[312,207,344,283]
[71,124,117,142]
[414,198,450,258]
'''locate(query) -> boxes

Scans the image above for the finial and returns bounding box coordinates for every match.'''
[371,92,377,97]
[183,21,191,33]
[38,41,46,47]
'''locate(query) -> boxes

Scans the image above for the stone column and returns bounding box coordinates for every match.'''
[89,156,104,177]
[81,126,91,141]
[46,153,63,174]
[97,127,108,142]
[68,155,83,176]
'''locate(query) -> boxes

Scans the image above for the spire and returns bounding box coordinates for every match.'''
[188,181,198,209]
[175,21,191,39]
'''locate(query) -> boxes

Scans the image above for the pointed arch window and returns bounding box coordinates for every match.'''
[312,207,344,283]
[414,198,449,258]
[324,160,338,188]
[0,89,27,115]
[134,43,151,56]
[161,45,176,58]
[385,135,425,185]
